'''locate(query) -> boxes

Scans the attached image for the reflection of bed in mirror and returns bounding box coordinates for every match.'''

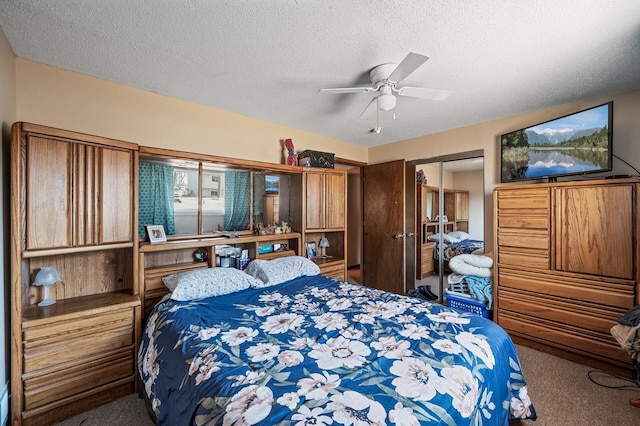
[428,231,484,272]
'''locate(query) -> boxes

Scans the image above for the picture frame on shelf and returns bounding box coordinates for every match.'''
[146,225,167,244]
[305,241,317,259]
[274,243,289,252]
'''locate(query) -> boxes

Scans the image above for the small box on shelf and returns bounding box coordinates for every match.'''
[298,150,335,168]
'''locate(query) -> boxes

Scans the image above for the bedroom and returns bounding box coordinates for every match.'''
[1,1,640,425]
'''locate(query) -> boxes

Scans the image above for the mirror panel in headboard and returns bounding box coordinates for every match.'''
[253,172,297,228]
[139,156,253,237]
[139,150,304,240]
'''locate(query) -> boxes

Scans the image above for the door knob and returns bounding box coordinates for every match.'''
[394,233,416,239]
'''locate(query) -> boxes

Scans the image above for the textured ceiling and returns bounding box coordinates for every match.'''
[1,1,639,148]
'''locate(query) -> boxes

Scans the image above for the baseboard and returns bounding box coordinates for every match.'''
[0,382,8,426]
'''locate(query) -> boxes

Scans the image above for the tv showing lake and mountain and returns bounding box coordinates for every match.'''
[500,102,612,183]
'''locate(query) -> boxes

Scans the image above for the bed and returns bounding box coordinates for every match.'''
[428,231,484,272]
[139,257,536,425]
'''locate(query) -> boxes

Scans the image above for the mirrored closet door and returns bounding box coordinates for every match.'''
[409,153,484,303]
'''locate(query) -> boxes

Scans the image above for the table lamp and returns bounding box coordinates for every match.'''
[33,267,61,306]
[319,237,330,258]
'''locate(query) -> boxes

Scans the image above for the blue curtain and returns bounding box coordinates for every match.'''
[138,163,176,237]
[224,171,250,231]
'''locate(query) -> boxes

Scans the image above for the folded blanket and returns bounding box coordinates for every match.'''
[465,275,494,310]
[449,254,493,277]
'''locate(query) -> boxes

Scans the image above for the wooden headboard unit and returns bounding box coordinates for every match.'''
[139,233,302,318]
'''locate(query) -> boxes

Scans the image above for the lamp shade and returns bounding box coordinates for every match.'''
[319,238,330,258]
[33,267,60,306]
[34,267,61,286]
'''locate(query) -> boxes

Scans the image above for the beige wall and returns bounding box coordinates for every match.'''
[15,59,368,164]
[372,89,640,251]
[0,25,15,411]
[453,169,484,242]
[14,57,640,253]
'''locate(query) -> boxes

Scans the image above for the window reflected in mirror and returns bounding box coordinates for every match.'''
[172,162,200,235]
[139,157,252,238]
[203,163,251,233]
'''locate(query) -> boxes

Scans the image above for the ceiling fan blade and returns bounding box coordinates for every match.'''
[397,86,452,101]
[387,52,429,84]
[359,96,378,118]
[317,87,373,94]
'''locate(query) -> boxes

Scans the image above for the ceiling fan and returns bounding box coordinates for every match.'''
[318,52,452,123]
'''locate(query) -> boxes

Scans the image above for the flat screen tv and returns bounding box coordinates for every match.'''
[500,102,612,183]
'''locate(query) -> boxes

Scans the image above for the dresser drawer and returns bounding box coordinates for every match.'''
[23,308,134,373]
[499,312,631,365]
[497,247,549,270]
[497,212,549,229]
[497,287,626,334]
[23,347,133,409]
[320,262,346,281]
[498,268,636,309]
[496,188,550,209]
[497,228,549,250]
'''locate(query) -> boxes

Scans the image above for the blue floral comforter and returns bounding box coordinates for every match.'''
[139,274,536,425]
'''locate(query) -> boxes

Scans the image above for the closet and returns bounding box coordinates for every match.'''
[494,178,639,377]
[11,123,140,425]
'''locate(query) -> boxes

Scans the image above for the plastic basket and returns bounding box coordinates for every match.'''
[444,290,492,319]
[447,273,470,295]
[448,280,470,295]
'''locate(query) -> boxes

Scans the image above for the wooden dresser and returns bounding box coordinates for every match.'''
[10,123,140,425]
[493,178,639,377]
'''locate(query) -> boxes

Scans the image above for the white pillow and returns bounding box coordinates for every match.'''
[427,231,470,244]
[163,268,263,301]
[245,256,320,288]
[446,231,470,243]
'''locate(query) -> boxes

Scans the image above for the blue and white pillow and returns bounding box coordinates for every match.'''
[163,268,263,301]
[245,256,320,288]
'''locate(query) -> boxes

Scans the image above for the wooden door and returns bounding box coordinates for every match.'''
[362,160,406,294]
[326,173,345,229]
[26,135,72,250]
[99,147,134,244]
[305,172,324,229]
[555,184,634,279]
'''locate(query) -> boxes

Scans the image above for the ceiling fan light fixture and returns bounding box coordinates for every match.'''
[377,93,396,111]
